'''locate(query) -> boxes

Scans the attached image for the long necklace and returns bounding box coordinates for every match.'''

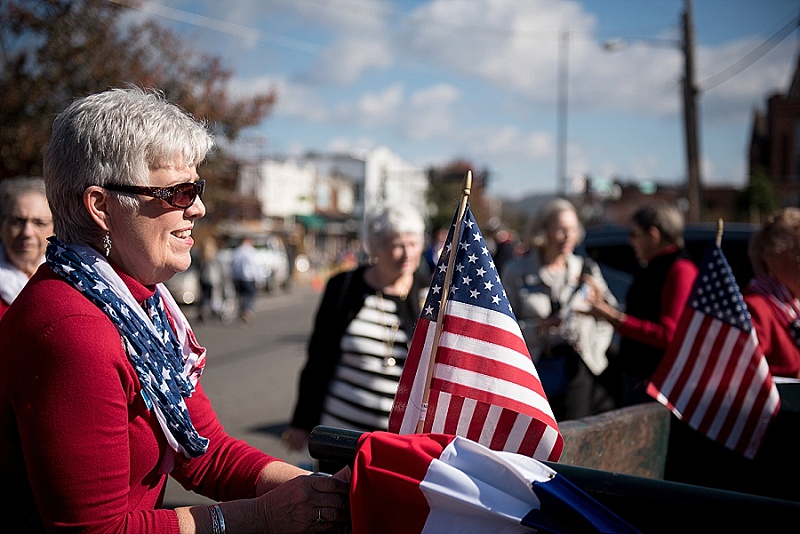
[375,290,406,367]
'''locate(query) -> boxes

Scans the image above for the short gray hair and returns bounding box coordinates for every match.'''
[0,177,48,219]
[43,87,214,245]
[631,202,685,247]
[362,202,425,257]
[528,198,584,248]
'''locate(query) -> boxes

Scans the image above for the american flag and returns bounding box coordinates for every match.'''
[388,205,563,462]
[646,243,781,459]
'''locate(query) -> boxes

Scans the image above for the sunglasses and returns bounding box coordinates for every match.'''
[103,180,205,209]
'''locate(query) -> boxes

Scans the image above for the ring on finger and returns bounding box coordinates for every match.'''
[316,507,325,524]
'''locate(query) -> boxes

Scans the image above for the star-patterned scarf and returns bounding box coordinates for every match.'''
[46,236,209,458]
[748,272,800,349]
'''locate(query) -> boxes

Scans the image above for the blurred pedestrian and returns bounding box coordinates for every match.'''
[196,236,224,322]
[503,198,617,421]
[0,87,350,532]
[586,202,698,407]
[0,176,52,319]
[422,225,448,275]
[284,202,427,468]
[491,227,516,274]
[231,235,259,324]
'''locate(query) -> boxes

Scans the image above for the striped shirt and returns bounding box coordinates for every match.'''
[321,293,410,431]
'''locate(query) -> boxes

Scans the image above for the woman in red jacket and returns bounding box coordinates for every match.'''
[0,88,349,533]
[743,207,800,378]
[585,203,699,406]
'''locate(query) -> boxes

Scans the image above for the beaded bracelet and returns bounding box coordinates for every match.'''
[209,504,226,534]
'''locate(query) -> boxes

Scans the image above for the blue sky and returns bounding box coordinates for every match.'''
[120,0,799,200]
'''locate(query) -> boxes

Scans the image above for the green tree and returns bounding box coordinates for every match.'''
[426,159,492,232]
[0,0,276,180]
[736,167,777,223]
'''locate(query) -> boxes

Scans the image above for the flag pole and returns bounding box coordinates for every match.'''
[716,218,723,247]
[415,171,473,432]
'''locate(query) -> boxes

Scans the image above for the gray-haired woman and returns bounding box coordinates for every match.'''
[284,202,427,463]
[0,87,349,533]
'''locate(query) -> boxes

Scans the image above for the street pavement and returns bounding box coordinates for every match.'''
[164,279,324,508]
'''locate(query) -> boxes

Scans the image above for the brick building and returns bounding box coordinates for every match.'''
[749,53,800,207]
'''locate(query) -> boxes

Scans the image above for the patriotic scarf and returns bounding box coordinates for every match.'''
[46,236,209,458]
[748,272,800,349]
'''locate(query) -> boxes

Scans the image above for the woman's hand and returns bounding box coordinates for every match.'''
[581,275,624,327]
[259,470,351,533]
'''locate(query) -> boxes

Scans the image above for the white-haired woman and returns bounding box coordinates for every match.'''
[0,88,349,533]
[284,203,427,461]
[502,198,616,421]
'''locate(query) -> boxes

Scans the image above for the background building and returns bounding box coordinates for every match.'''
[749,53,800,209]
[234,146,428,275]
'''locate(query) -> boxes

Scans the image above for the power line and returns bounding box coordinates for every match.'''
[699,13,800,91]
[109,0,321,54]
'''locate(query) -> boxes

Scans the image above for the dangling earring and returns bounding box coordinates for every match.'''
[103,232,112,257]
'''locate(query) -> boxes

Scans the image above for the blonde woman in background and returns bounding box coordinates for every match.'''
[502,198,616,421]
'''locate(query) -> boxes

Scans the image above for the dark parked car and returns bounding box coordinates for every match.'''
[580,222,758,305]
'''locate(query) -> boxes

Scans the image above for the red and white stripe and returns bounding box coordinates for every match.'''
[390,300,563,462]
[647,308,780,459]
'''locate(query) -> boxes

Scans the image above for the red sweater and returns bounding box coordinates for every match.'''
[0,265,277,532]
[743,290,800,378]
[617,251,699,349]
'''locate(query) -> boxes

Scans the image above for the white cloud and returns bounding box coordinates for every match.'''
[467,124,552,161]
[304,37,394,86]
[351,83,405,127]
[402,84,460,140]
[398,0,594,97]
[285,0,397,85]
[244,76,331,122]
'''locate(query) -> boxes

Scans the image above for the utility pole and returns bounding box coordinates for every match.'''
[682,0,702,222]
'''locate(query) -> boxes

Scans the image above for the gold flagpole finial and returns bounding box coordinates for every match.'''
[463,170,472,196]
